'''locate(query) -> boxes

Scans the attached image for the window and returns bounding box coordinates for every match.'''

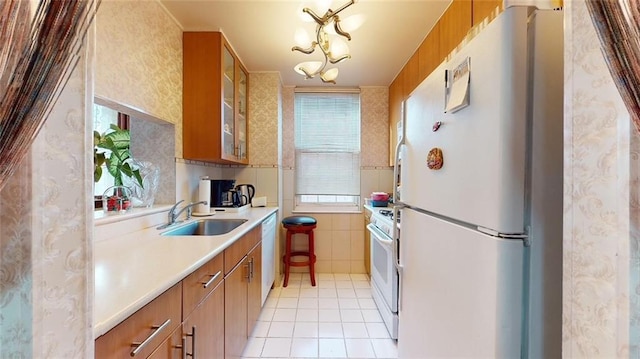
[93,104,130,198]
[294,91,361,211]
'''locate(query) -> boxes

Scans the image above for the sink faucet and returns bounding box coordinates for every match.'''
[159,200,208,229]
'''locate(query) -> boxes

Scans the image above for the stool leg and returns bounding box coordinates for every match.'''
[283,229,292,287]
[308,230,316,287]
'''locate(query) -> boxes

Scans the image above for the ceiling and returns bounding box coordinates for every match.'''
[160,0,452,88]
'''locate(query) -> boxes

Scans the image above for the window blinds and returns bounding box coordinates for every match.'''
[294,92,361,196]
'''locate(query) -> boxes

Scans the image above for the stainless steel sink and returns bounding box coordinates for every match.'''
[161,218,248,236]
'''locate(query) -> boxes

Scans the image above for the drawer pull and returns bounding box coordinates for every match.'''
[201,270,222,289]
[130,318,171,357]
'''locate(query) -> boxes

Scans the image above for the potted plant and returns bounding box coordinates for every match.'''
[94,124,143,212]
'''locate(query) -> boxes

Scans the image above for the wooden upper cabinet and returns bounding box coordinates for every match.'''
[439,0,473,59]
[472,0,503,27]
[403,52,420,97]
[418,22,441,82]
[183,32,249,165]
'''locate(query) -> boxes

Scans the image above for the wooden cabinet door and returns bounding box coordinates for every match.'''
[472,0,503,27]
[439,0,472,59]
[364,210,372,275]
[418,22,441,82]
[183,281,225,359]
[146,326,182,359]
[225,257,249,359]
[247,242,263,337]
[95,283,182,359]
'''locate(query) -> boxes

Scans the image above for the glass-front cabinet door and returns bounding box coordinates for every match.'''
[236,66,248,162]
[222,46,236,160]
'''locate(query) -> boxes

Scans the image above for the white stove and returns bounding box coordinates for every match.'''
[369,208,399,237]
[366,206,400,339]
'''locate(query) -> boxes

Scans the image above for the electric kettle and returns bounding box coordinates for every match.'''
[235,184,255,206]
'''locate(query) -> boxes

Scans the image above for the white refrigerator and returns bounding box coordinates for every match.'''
[395,6,563,359]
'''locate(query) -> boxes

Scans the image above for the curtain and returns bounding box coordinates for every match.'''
[0,0,99,192]
[586,0,640,133]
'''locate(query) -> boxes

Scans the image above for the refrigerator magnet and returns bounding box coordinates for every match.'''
[427,148,444,170]
[432,121,442,132]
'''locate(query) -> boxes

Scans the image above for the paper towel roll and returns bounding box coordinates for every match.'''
[196,178,211,213]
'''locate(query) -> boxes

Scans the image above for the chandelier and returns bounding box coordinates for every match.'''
[292,0,357,84]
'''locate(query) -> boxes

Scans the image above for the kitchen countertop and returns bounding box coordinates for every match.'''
[93,206,278,339]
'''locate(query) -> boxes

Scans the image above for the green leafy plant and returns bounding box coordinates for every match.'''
[94,124,143,187]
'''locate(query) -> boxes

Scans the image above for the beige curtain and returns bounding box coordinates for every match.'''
[0,0,99,191]
[586,0,640,133]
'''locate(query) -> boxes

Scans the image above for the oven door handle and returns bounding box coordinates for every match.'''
[367,223,394,248]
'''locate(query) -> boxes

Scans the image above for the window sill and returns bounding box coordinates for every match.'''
[94,204,172,226]
[293,206,362,214]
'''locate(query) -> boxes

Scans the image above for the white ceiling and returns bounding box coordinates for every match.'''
[160,0,452,88]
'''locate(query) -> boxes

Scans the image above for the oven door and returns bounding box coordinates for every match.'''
[367,222,398,312]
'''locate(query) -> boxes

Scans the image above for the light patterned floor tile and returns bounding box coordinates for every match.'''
[249,276,393,359]
[345,338,375,358]
[319,338,347,358]
[262,338,292,357]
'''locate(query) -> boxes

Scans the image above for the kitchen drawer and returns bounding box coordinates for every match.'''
[95,282,182,359]
[182,253,224,318]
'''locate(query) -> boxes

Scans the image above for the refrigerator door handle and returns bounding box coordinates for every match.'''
[392,101,406,202]
[392,205,404,274]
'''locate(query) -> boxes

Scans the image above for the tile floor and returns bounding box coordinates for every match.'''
[241,273,398,359]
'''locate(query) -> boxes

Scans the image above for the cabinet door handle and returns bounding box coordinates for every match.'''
[186,326,196,358]
[249,257,254,282]
[130,318,171,356]
[179,336,187,359]
[201,270,221,289]
[244,263,251,282]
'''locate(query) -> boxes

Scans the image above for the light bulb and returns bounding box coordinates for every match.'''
[321,68,339,83]
[314,0,333,13]
[329,37,349,58]
[294,28,311,47]
[338,14,365,32]
[294,61,323,76]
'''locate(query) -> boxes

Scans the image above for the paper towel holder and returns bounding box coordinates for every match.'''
[252,196,267,207]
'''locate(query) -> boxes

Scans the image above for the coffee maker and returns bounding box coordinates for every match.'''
[210,179,237,207]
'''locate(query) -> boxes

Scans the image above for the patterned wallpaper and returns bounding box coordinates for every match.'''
[281,86,390,168]
[95,0,183,157]
[249,72,281,166]
[282,86,295,168]
[563,1,636,356]
[0,161,33,358]
[0,41,93,357]
[361,87,390,167]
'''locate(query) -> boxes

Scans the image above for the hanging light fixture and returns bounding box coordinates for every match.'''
[292,0,357,84]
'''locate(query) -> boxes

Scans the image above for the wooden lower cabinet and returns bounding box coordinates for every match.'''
[148,282,225,359]
[183,281,225,358]
[224,256,250,359]
[97,225,266,359]
[247,242,262,336]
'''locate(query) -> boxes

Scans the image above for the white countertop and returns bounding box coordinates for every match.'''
[93,206,278,339]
